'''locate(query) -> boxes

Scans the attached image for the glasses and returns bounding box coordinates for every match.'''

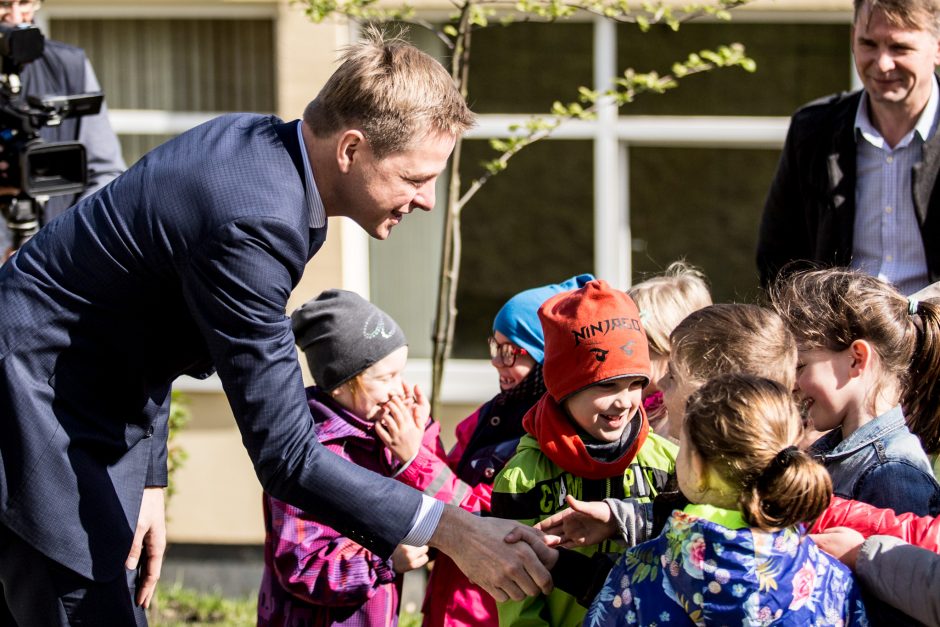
[488,336,528,367]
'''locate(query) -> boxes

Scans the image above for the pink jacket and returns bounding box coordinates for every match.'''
[397,416,491,512]
[258,389,486,626]
[422,408,499,627]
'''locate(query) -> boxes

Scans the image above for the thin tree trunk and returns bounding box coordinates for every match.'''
[430,7,473,417]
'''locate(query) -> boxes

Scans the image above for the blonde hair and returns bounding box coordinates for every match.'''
[670,304,798,392]
[684,373,832,530]
[771,269,940,454]
[304,25,475,158]
[629,261,712,358]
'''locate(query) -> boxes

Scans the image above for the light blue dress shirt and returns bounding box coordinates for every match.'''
[851,79,939,295]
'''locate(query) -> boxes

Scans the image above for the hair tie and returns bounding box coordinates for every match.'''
[769,445,800,473]
[909,297,920,316]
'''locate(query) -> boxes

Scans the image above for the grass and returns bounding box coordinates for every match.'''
[147,584,256,626]
[147,584,423,626]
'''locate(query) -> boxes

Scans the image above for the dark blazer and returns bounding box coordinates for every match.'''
[756,88,940,289]
[0,114,422,581]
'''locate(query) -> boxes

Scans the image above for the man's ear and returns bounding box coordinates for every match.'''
[336,130,365,174]
[848,339,872,376]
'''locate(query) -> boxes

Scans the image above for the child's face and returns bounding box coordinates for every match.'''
[334,346,409,421]
[659,361,697,440]
[490,330,537,391]
[795,346,855,432]
[563,376,644,442]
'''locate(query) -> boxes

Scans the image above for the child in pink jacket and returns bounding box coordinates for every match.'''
[257,290,488,626]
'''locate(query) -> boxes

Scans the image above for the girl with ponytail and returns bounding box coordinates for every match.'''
[772,268,940,516]
[583,373,867,626]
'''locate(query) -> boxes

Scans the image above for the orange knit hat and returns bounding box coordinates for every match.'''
[539,279,651,401]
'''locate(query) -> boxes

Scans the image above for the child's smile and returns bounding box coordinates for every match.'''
[563,376,645,442]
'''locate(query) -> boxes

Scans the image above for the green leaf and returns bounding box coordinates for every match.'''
[578,86,599,103]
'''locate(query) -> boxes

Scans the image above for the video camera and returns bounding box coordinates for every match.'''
[0,23,104,249]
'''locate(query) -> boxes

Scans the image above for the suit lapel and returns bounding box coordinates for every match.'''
[826,93,860,264]
[915,129,940,226]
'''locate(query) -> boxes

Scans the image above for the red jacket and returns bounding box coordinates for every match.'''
[811,496,940,552]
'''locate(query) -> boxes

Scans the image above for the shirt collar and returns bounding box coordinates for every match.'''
[681,503,748,530]
[855,77,940,149]
[296,121,326,229]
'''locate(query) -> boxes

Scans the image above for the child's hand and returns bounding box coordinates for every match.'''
[405,382,431,425]
[809,526,866,570]
[391,544,429,573]
[503,526,560,570]
[534,495,617,548]
[375,395,424,464]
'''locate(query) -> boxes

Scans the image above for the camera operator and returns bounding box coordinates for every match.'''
[0,0,124,255]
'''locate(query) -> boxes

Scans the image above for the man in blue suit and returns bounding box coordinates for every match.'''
[0,28,552,625]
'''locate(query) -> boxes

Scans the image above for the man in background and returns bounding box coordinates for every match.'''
[758,0,940,298]
[0,0,124,251]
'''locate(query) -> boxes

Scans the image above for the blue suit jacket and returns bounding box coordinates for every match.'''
[0,114,422,581]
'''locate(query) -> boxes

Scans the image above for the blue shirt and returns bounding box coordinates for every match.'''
[851,79,939,295]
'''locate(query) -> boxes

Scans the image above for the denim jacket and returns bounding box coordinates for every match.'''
[811,405,940,516]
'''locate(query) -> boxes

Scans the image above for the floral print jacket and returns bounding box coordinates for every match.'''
[584,504,868,627]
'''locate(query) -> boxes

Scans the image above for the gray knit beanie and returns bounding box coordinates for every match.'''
[291,289,407,391]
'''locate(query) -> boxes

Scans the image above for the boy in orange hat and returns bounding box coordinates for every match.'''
[491,280,677,627]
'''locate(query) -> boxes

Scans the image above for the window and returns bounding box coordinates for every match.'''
[629,146,783,303]
[50,17,276,164]
[616,22,851,116]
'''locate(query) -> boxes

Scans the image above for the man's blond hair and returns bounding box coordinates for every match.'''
[304,26,475,157]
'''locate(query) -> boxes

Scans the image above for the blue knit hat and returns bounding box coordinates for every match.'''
[492,273,595,364]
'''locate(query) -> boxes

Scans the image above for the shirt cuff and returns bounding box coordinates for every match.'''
[401,495,444,546]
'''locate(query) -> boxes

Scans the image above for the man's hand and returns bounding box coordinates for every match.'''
[532,495,616,548]
[810,526,865,570]
[428,506,553,602]
[391,544,430,574]
[126,486,167,608]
